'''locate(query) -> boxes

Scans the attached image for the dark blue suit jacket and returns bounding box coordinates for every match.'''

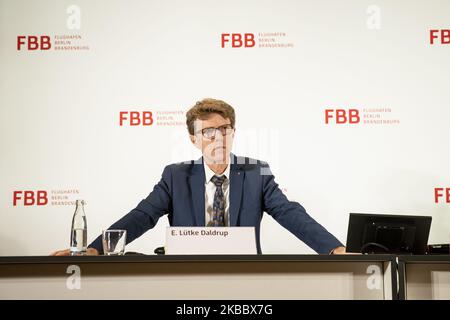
[89,154,343,254]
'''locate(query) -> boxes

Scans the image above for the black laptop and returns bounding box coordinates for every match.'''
[346,213,432,254]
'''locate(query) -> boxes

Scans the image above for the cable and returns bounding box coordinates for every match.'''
[361,242,390,254]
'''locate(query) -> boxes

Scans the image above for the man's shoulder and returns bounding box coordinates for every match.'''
[163,159,200,174]
[233,155,269,168]
[233,156,273,177]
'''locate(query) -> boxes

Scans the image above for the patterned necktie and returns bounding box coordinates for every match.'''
[208,175,227,227]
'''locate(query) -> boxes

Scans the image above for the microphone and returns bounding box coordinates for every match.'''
[154,246,165,255]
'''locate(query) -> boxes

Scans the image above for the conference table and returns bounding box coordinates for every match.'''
[0,254,398,299]
[398,255,450,300]
[1,254,449,299]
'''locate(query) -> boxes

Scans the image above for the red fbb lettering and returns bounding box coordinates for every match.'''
[28,36,39,50]
[143,111,153,126]
[221,33,230,48]
[40,36,51,50]
[244,33,255,47]
[349,109,360,124]
[441,30,450,44]
[24,191,35,206]
[435,187,444,203]
[13,191,22,206]
[325,109,334,124]
[232,34,243,48]
[17,36,26,50]
[119,111,128,126]
[430,30,439,44]
[130,111,141,126]
[37,190,48,205]
[336,109,347,124]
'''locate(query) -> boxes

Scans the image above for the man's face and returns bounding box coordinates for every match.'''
[190,113,235,164]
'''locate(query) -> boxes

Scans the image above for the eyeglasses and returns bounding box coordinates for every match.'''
[198,124,234,140]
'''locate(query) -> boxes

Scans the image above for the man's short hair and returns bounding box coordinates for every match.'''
[186,98,236,135]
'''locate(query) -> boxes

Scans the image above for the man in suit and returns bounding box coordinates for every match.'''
[53,98,346,255]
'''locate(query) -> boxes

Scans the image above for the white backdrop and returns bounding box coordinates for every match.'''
[1,0,449,255]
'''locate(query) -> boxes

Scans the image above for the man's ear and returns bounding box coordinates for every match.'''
[190,135,200,149]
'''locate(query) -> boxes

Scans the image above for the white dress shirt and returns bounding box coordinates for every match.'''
[204,162,230,226]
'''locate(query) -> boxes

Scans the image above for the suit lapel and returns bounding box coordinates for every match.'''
[188,157,205,226]
[229,154,244,226]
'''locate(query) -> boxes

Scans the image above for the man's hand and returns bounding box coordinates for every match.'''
[50,248,99,256]
[331,246,361,255]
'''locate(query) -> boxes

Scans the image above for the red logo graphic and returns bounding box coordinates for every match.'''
[17,36,52,50]
[13,191,48,206]
[221,33,255,48]
[430,30,450,44]
[119,111,154,126]
[434,188,450,203]
[325,109,360,124]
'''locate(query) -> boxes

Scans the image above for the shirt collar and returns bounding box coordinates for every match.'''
[203,160,230,184]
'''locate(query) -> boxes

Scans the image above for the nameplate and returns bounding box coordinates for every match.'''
[165,227,257,255]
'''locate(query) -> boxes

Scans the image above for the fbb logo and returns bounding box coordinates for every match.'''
[13,191,48,206]
[119,111,153,126]
[17,36,52,50]
[221,33,255,48]
[325,109,360,124]
[429,30,450,45]
[434,188,450,203]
